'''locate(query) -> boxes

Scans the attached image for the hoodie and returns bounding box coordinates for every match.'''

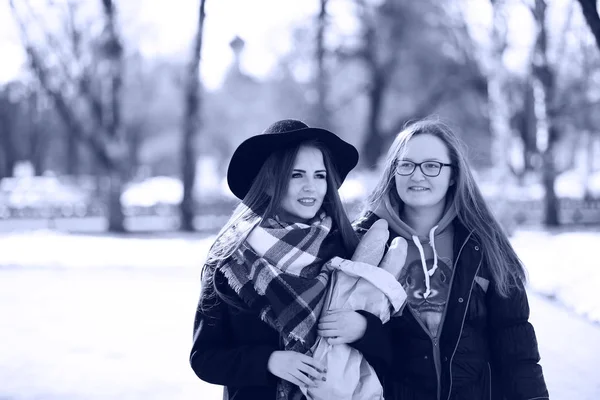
[373,191,457,336]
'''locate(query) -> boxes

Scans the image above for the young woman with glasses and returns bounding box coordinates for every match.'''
[317,119,549,400]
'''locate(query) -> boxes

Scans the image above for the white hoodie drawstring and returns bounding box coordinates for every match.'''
[411,225,439,299]
[428,225,439,276]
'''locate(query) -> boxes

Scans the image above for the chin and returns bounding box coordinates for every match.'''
[299,210,318,219]
[402,196,440,209]
[288,209,318,221]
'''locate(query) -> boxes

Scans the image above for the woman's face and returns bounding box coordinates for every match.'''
[279,145,327,222]
[394,134,453,211]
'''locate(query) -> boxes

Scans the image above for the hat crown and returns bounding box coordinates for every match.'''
[261,119,309,135]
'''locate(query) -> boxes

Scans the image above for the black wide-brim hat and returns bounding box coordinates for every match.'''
[227,119,359,200]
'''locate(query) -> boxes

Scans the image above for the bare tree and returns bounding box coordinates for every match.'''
[576,0,600,50]
[180,0,207,232]
[9,0,128,231]
[530,0,560,226]
[100,0,127,232]
[486,0,513,182]
[24,87,50,175]
[0,86,20,178]
[338,0,487,168]
[314,0,331,129]
[352,0,403,167]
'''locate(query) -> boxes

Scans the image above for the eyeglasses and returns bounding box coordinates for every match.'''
[395,160,453,177]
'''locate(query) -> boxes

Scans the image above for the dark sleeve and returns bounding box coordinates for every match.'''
[487,283,549,399]
[352,212,376,239]
[189,278,279,387]
[351,310,393,368]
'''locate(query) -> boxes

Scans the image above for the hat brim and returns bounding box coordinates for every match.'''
[227,127,359,200]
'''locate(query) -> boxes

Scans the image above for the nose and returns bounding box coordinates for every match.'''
[410,166,426,181]
[302,177,316,193]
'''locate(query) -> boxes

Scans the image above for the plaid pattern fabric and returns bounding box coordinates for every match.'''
[220,213,339,400]
[221,212,335,351]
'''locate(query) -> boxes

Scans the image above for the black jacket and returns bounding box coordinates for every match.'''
[351,213,549,400]
[190,231,351,400]
[190,269,281,400]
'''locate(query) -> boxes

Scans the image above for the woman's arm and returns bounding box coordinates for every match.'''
[317,309,393,367]
[487,284,549,399]
[351,310,393,367]
[189,283,278,387]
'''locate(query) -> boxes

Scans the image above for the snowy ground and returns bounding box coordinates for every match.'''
[0,229,599,399]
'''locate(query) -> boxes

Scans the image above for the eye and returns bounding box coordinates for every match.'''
[316,173,327,179]
[291,172,302,178]
[439,271,447,283]
[406,276,413,286]
[423,162,440,170]
[399,161,413,168]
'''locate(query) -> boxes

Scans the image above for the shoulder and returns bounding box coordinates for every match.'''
[322,227,353,259]
[352,211,379,237]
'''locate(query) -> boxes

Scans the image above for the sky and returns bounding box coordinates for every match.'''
[0,0,319,89]
[0,0,578,90]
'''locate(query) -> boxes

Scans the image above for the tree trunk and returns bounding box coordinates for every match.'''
[314,0,330,129]
[107,169,126,232]
[66,130,79,175]
[531,0,560,227]
[541,133,559,226]
[361,72,386,168]
[360,13,386,169]
[100,0,126,232]
[180,0,207,232]
[576,0,600,51]
[488,0,512,179]
[0,119,17,178]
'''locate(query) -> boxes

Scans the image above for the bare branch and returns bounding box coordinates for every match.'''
[330,82,370,114]
[384,71,474,137]
[17,0,106,127]
[99,0,124,142]
[21,0,76,79]
[8,0,113,168]
[553,0,575,79]
[576,0,600,51]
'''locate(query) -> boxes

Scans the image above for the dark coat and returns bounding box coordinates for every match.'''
[190,269,281,400]
[351,213,549,400]
[189,231,351,400]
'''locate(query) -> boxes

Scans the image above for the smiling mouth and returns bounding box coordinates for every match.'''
[298,198,317,206]
[408,187,429,192]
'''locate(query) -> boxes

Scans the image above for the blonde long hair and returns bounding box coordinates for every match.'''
[361,119,526,297]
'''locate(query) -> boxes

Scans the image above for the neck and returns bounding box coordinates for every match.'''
[401,203,446,236]
[275,209,310,225]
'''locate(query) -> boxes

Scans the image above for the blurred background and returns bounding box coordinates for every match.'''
[0,0,599,399]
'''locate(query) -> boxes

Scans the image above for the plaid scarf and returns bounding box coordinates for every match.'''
[220,212,338,400]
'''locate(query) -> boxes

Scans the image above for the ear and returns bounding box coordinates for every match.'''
[266,184,274,197]
[449,179,455,186]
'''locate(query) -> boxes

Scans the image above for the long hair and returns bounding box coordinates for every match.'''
[361,119,526,297]
[200,140,359,309]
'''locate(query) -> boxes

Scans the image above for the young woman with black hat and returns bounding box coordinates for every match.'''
[189,119,362,400]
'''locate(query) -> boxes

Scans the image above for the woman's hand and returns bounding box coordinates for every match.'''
[267,351,327,388]
[318,309,367,344]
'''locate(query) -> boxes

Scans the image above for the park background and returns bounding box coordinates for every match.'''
[0,0,599,399]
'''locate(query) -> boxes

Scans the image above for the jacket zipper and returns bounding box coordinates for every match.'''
[438,232,473,400]
[410,316,442,399]
[445,259,482,400]
[487,362,492,400]
[432,336,442,400]
[409,232,473,400]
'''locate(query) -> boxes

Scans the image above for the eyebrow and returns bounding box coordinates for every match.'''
[292,169,327,173]
[401,158,446,162]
